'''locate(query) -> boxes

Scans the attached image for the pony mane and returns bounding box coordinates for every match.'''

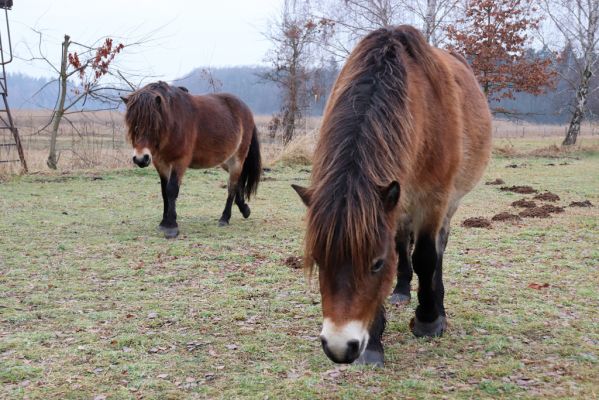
[305,26,444,281]
[124,81,187,146]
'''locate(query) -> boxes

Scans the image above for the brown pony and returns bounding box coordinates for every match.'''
[122,81,261,238]
[292,26,491,366]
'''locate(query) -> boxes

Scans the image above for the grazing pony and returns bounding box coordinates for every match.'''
[292,26,491,366]
[122,81,261,238]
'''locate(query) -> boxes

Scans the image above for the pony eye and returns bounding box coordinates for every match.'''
[371,259,384,273]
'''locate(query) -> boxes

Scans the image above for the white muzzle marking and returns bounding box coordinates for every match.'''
[320,318,369,360]
[133,147,152,161]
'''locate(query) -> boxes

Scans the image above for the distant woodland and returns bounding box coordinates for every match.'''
[7,57,599,124]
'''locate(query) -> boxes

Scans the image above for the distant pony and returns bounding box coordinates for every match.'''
[122,82,261,238]
[292,26,491,366]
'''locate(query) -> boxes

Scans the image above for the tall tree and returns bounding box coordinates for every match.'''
[446,0,556,105]
[542,0,599,145]
[263,0,333,144]
[25,30,138,169]
[400,0,463,45]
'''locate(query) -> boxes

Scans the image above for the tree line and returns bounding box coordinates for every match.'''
[262,0,599,145]
[9,0,598,170]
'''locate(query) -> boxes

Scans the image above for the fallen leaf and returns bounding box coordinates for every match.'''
[528,283,550,290]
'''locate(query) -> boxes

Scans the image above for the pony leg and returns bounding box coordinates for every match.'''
[159,175,168,224]
[234,185,251,219]
[353,306,385,367]
[410,230,447,337]
[390,228,413,305]
[219,164,243,226]
[218,190,235,226]
[159,169,180,239]
[434,218,451,317]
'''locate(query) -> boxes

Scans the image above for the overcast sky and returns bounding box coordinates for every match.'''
[5,0,281,81]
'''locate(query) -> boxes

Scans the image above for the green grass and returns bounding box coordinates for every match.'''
[1,142,598,399]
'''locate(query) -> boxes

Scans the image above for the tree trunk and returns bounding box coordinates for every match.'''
[424,0,437,44]
[563,65,592,146]
[47,35,70,169]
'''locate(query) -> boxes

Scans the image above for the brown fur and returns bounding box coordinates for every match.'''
[299,26,491,327]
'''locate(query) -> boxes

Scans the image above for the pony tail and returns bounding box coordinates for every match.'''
[239,125,262,201]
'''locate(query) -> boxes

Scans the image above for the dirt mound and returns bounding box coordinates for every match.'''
[540,204,565,214]
[485,178,505,185]
[500,185,538,194]
[519,207,551,218]
[511,199,537,208]
[533,192,560,202]
[462,217,492,228]
[284,256,303,269]
[570,200,594,207]
[492,212,522,222]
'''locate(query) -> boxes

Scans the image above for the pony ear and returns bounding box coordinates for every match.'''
[120,96,129,104]
[381,181,400,212]
[291,184,311,207]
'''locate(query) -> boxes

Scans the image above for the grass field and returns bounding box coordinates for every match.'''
[1,140,598,399]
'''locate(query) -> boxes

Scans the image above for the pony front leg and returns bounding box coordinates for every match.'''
[410,231,447,337]
[159,169,180,239]
[353,306,385,367]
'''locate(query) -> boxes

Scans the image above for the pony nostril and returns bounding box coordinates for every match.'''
[143,154,150,162]
[346,339,361,359]
[132,156,137,163]
[320,336,328,347]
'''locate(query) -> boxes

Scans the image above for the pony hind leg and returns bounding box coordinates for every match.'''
[234,186,251,219]
[410,230,447,337]
[219,164,242,226]
[390,223,414,305]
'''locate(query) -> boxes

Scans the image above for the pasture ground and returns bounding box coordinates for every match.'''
[1,138,598,399]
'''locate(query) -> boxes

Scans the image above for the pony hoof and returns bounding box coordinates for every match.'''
[218,219,229,227]
[389,292,411,305]
[352,350,384,367]
[410,315,447,338]
[241,206,251,219]
[161,227,179,239]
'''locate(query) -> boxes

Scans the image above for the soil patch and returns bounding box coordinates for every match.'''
[519,207,551,219]
[500,185,538,194]
[540,204,565,214]
[533,192,560,202]
[284,256,303,269]
[570,200,594,207]
[511,199,537,208]
[491,212,522,222]
[462,217,492,228]
[485,178,505,185]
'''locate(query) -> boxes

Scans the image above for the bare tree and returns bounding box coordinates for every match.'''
[22,30,147,168]
[262,0,333,144]
[400,0,463,45]
[543,0,599,145]
[312,0,462,58]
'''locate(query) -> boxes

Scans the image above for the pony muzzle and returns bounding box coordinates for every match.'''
[132,148,152,168]
[319,319,369,364]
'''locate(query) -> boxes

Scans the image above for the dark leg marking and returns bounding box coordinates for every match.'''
[159,175,168,227]
[219,188,235,226]
[411,232,446,337]
[160,170,180,239]
[234,186,251,218]
[391,231,414,305]
[353,307,385,367]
